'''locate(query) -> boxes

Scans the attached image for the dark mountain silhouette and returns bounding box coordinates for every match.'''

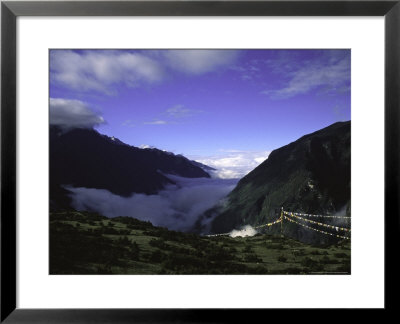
[189,160,216,172]
[210,121,351,243]
[50,126,210,209]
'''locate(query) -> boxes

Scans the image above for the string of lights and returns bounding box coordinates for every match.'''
[254,218,282,229]
[283,215,350,240]
[284,211,351,232]
[283,211,351,219]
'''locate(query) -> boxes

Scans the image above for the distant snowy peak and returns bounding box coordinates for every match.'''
[139,144,156,149]
[104,135,127,146]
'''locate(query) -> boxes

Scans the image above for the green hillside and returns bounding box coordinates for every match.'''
[50,211,350,275]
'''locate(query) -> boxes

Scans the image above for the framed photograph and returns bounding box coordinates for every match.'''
[1,0,398,321]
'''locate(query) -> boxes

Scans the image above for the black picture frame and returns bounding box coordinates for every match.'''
[1,0,399,322]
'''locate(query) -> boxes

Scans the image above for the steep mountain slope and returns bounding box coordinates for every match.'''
[50,126,210,208]
[211,121,351,236]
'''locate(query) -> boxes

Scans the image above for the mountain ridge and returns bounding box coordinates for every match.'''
[50,126,211,209]
[210,121,351,244]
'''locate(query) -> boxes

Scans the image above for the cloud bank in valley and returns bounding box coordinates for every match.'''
[191,150,271,179]
[66,175,238,232]
[65,149,270,233]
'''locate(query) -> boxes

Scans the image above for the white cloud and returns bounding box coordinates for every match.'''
[50,50,163,94]
[263,56,350,99]
[231,62,261,82]
[191,150,270,179]
[165,104,202,118]
[66,175,237,232]
[143,104,201,126]
[143,120,168,125]
[50,50,240,94]
[50,98,105,129]
[163,50,239,75]
[121,119,135,127]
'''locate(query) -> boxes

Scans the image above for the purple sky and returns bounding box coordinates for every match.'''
[50,49,350,177]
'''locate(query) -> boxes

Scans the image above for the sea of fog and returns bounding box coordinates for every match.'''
[66,174,238,233]
[66,151,271,235]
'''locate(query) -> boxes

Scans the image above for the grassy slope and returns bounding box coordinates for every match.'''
[50,211,350,275]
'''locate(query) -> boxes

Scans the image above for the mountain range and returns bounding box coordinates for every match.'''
[50,126,211,209]
[50,121,351,245]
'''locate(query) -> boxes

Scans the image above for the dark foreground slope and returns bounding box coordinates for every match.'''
[211,121,351,241]
[50,211,350,275]
[50,126,210,208]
